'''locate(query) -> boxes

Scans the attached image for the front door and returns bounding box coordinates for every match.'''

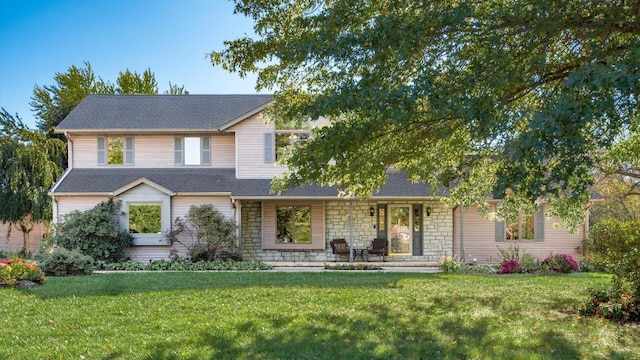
[388,205,411,255]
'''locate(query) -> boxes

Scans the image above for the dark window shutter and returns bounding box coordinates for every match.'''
[97,137,106,165]
[174,137,183,165]
[535,206,545,242]
[495,219,505,242]
[264,133,274,163]
[201,137,210,165]
[124,137,134,165]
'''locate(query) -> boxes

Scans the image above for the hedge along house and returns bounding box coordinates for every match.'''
[49,94,589,264]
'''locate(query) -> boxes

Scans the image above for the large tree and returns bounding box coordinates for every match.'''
[30,62,186,168]
[31,62,185,138]
[212,0,640,231]
[1,63,186,250]
[0,110,65,251]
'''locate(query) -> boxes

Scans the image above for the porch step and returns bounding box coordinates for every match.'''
[264,261,442,272]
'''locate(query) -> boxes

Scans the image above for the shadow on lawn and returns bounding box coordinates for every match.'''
[23,272,441,299]
[138,303,618,360]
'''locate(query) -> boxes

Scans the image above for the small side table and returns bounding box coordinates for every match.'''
[352,248,367,262]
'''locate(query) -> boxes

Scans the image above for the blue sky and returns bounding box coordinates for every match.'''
[0,0,262,129]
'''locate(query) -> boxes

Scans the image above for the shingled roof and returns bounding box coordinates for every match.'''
[55,94,274,132]
[50,168,448,198]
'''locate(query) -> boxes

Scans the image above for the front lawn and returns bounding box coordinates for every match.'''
[1,272,638,359]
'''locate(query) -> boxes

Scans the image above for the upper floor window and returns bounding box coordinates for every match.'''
[98,137,133,166]
[174,137,210,165]
[265,117,310,163]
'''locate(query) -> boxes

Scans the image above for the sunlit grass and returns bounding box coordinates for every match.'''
[1,272,638,359]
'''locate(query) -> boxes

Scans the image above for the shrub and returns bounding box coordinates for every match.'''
[498,245,523,262]
[520,253,541,273]
[457,263,499,274]
[0,258,45,284]
[578,281,640,323]
[94,259,272,271]
[35,248,94,276]
[498,259,524,274]
[172,204,240,262]
[588,219,640,294]
[543,253,579,273]
[439,255,462,273]
[578,258,608,273]
[324,263,382,270]
[0,263,15,285]
[94,260,146,271]
[0,248,31,260]
[53,200,133,262]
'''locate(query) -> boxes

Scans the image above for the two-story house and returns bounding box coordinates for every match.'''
[49,94,588,264]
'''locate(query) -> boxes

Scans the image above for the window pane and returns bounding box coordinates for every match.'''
[389,206,411,254]
[275,133,290,161]
[107,137,124,165]
[276,206,311,244]
[506,221,519,240]
[129,204,161,234]
[184,137,201,165]
[521,213,534,240]
[378,208,385,231]
[275,132,310,161]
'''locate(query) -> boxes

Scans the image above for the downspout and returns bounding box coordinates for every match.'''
[459,204,465,261]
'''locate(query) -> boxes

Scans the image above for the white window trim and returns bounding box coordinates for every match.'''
[174,136,211,166]
[97,136,134,166]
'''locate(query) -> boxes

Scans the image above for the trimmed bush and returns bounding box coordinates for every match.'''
[35,248,94,276]
[543,253,579,273]
[170,204,240,262]
[53,200,133,262]
[498,259,524,274]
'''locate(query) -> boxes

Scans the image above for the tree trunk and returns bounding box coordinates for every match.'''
[13,215,34,253]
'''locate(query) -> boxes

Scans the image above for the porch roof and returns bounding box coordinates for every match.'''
[49,168,449,198]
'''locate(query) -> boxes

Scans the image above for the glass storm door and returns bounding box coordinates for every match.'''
[388,206,411,255]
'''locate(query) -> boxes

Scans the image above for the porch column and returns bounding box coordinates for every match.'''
[234,199,242,250]
[349,201,354,263]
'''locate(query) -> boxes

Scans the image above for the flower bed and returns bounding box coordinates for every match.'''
[0,258,45,286]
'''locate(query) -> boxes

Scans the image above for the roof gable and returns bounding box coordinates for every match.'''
[112,177,175,196]
[55,94,273,132]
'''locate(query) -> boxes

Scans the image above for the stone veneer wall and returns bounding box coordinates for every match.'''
[241,200,453,262]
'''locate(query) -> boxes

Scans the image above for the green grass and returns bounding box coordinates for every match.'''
[1,272,638,359]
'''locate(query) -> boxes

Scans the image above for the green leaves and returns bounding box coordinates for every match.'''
[0,109,65,225]
[214,0,639,229]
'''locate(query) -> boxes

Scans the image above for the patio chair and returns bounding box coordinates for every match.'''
[330,238,350,262]
[366,238,388,262]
